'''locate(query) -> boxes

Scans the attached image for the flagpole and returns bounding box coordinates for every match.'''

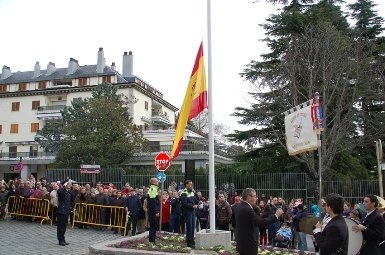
[315,92,322,200]
[207,0,215,234]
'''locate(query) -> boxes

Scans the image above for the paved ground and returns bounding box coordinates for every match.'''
[1,217,316,255]
[0,217,123,255]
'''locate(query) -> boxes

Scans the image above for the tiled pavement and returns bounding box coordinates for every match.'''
[0,217,316,255]
[0,218,124,255]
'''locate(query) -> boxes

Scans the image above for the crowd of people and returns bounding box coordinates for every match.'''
[1,175,385,254]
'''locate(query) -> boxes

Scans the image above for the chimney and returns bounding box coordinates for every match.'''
[111,62,116,72]
[1,65,12,79]
[33,61,41,77]
[122,51,133,77]
[67,58,79,75]
[96,47,106,73]
[46,62,56,75]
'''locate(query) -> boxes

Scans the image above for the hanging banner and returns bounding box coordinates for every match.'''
[285,104,318,156]
[311,97,325,132]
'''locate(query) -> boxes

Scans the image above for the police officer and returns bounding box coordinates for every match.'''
[57,180,72,246]
[147,177,160,244]
[181,180,199,248]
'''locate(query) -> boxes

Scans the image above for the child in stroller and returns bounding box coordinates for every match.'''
[274,222,293,248]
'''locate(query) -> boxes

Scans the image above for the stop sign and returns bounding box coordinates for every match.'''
[155,152,171,171]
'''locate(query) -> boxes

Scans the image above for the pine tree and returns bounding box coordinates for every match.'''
[348,0,385,171]
[229,0,375,180]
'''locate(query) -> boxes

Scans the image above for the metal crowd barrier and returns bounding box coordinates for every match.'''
[6,196,52,224]
[72,203,128,236]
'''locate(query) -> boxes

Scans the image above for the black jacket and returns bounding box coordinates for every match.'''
[235,201,278,255]
[169,197,181,215]
[57,188,72,215]
[138,195,146,219]
[110,197,124,207]
[314,215,348,255]
[359,210,385,255]
[180,189,199,216]
[380,213,385,254]
[95,193,109,206]
[124,195,142,216]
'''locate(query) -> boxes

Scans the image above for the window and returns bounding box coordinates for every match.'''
[29,145,38,157]
[9,146,17,158]
[18,83,27,91]
[0,125,2,134]
[0,84,7,92]
[10,124,18,134]
[78,78,87,86]
[54,80,72,86]
[31,123,39,132]
[38,81,47,89]
[32,101,40,110]
[12,102,20,111]
[145,101,149,110]
[102,76,111,83]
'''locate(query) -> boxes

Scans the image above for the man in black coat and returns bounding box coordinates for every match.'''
[313,193,349,255]
[124,189,142,236]
[180,180,199,248]
[234,188,283,255]
[352,194,385,255]
[56,180,72,246]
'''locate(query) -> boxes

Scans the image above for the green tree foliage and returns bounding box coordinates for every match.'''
[228,0,385,180]
[35,83,146,168]
[348,0,385,167]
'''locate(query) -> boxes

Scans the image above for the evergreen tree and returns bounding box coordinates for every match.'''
[229,0,377,180]
[348,0,385,171]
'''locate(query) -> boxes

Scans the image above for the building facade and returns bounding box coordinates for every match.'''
[0,48,231,181]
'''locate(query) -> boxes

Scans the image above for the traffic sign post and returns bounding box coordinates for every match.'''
[155,152,171,171]
[156,172,167,183]
[157,171,167,232]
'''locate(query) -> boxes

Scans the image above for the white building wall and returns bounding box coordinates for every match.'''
[133,92,152,125]
[0,95,45,149]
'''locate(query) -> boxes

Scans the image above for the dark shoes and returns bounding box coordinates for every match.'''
[187,240,196,249]
[58,241,69,246]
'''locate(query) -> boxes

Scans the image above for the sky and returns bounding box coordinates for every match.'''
[0,0,384,134]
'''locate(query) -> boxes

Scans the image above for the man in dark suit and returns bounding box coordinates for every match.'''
[56,180,72,246]
[352,194,385,255]
[124,189,142,236]
[234,188,283,255]
[313,193,349,255]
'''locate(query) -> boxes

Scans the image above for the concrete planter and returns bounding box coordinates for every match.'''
[88,232,217,255]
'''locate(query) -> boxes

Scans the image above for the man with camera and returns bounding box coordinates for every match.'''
[269,197,287,246]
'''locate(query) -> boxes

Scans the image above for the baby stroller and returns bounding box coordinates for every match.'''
[274,224,293,248]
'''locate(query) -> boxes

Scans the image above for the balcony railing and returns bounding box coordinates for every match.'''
[0,151,56,159]
[36,105,66,120]
[150,112,170,124]
[145,143,229,157]
[37,105,66,112]
[147,143,208,153]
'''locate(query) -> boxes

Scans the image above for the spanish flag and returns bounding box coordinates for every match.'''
[171,42,208,159]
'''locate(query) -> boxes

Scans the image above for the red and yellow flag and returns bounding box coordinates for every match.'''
[171,42,208,159]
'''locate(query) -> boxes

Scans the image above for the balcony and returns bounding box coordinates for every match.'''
[0,151,56,160]
[151,111,171,125]
[36,105,66,120]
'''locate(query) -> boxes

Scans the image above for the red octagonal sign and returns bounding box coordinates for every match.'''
[155,152,171,171]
